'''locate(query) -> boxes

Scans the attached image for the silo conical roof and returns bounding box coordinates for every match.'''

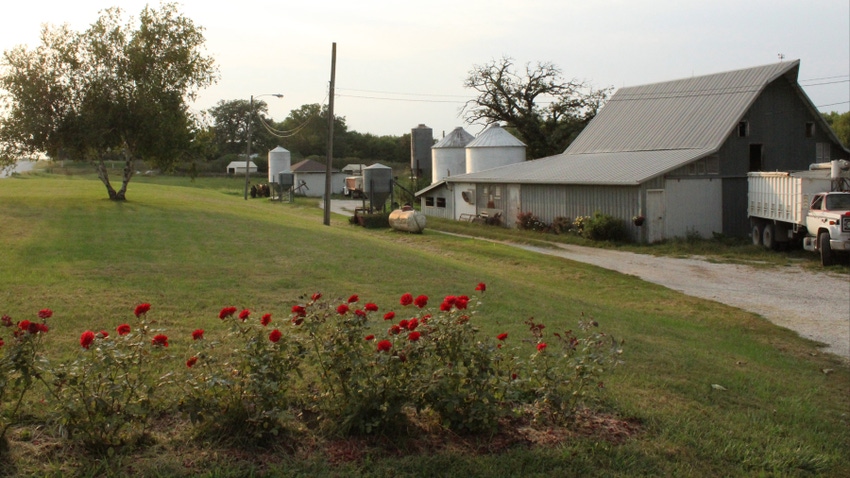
[270,145,290,152]
[433,127,475,149]
[466,124,526,148]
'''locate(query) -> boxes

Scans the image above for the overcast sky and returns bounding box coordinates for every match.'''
[1,0,848,139]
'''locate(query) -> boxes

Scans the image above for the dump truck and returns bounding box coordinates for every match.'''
[748,160,850,265]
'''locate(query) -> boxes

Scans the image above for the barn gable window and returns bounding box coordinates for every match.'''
[805,122,815,138]
[738,121,749,137]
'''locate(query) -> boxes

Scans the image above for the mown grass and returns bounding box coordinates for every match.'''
[0,172,848,477]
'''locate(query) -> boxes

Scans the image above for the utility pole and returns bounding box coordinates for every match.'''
[323,42,336,226]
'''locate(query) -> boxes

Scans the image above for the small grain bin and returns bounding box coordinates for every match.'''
[431,126,474,184]
[268,146,291,184]
[363,163,393,211]
[465,124,526,174]
[410,124,433,179]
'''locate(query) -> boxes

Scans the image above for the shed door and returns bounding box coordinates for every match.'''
[647,189,665,243]
[506,185,521,228]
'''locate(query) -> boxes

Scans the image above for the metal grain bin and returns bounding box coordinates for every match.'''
[268,146,291,184]
[363,163,393,210]
[432,126,474,184]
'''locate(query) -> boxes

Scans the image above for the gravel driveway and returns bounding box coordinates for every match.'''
[515,243,850,361]
[325,200,850,361]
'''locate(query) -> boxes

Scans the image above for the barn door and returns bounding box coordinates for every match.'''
[646,189,665,243]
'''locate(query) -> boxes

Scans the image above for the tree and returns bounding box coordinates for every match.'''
[208,99,280,156]
[275,104,348,159]
[462,56,611,160]
[0,3,217,200]
[822,111,850,148]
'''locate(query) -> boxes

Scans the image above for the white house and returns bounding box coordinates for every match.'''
[226,161,257,175]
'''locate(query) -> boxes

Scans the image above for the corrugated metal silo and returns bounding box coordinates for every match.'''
[268,146,291,184]
[465,124,526,174]
[431,126,474,184]
[363,163,393,210]
[410,124,433,179]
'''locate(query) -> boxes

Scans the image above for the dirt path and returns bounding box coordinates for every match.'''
[514,243,850,361]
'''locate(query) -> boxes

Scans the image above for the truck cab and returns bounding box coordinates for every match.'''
[804,192,850,265]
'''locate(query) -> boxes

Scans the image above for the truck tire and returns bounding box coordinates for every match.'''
[762,224,777,250]
[752,223,763,246]
[819,232,835,266]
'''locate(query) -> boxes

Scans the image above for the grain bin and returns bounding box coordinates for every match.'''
[431,126,474,184]
[268,146,291,184]
[465,124,526,174]
[363,163,393,211]
[411,124,433,179]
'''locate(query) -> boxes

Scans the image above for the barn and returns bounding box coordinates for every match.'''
[226,160,257,175]
[416,60,849,241]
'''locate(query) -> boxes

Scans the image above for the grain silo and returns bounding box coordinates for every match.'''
[363,163,394,211]
[465,124,526,174]
[268,146,291,184]
[410,124,433,179]
[431,126,474,184]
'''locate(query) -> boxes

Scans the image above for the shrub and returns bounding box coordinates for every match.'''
[517,212,549,232]
[352,211,391,229]
[582,212,629,242]
[551,216,572,234]
[51,305,170,449]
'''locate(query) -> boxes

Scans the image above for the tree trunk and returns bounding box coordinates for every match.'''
[95,158,119,200]
[114,144,134,201]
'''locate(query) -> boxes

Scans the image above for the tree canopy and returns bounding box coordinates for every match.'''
[0,3,217,199]
[822,111,850,148]
[462,57,610,160]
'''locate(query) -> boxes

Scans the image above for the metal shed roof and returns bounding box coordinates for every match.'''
[445,148,715,186]
[566,61,800,154]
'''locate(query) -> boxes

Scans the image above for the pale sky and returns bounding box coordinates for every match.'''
[1,0,848,138]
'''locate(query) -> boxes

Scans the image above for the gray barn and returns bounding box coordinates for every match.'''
[416,60,849,241]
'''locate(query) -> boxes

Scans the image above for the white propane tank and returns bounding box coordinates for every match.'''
[389,208,426,233]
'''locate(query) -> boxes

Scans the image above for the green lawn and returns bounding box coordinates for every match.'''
[1,173,848,477]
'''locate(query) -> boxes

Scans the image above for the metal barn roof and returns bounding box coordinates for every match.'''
[566,61,800,154]
[446,148,715,186]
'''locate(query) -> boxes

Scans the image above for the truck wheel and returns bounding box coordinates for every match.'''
[752,223,763,246]
[762,224,777,250]
[819,232,835,266]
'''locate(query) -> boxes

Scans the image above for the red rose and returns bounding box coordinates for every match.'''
[38,308,53,319]
[238,309,250,321]
[383,311,396,321]
[38,323,48,333]
[219,306,237,320]
[0,338,5,347]
[365,334,375,341]
[18,320,31,331]
[398,319,409,329]
[475,282,486,292]
[134,303,151,318]
[537,342,547,352]
[98,330,109,338]
[192,329,204,340]
[355,309,367,317]
[291,305,306,317]
[389,325,401,335]
[400,293,413,306]
[444,295,457,306]
[261,313,272,326]
[269,329,282,343]
[497,333,508,341]
[377,339,392,352]
[414,295,428,309]
[439,301,452,312]
[337,304,349,315]
[365,303,378,312]
[291,317,304,326]
[455,297,469,310]
[407,318,419,331]
[311,292,322,301]
[186,356,198,368]
[511,373,517,380]
[408,331,421,341]
[80,330,95,349]
[347,294,359,303]
[27,322,40,334]
[152,334,169,347]
[1,315,12,327]
[117,324,131,336]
